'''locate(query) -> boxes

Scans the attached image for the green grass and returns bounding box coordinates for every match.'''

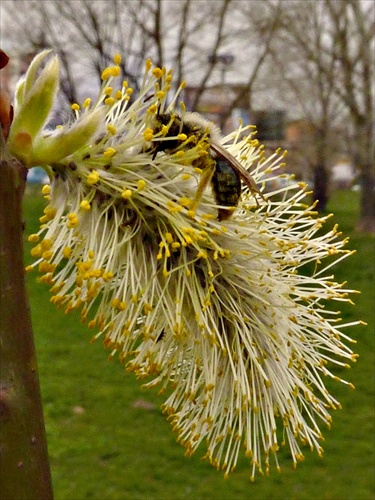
[23,187,374,500]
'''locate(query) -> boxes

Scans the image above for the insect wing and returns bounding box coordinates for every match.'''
[210,143,263,199]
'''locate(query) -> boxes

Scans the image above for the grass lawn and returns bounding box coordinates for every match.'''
[23,188,374,500]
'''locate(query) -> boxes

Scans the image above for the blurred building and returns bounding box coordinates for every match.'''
[184,84,356,187]
[185,84,317,178]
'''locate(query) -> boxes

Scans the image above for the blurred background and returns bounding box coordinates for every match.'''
[1,1,374,498]
[1,0,374,228]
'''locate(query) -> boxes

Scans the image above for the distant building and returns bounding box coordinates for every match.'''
[283,119,319,182]
[250,110,285,142]
[184,84,250,132]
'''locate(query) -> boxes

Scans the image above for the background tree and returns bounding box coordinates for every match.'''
[260,0,374,225]
[326,0,374,231]
[1,0,373,229]
[1,0,278,117]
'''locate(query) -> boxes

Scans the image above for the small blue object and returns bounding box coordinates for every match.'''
[27,167,50,184]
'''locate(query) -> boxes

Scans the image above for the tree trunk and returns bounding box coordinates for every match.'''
[356,119,375,233]
[0,145,54,499]
[313,163,329,212]
[357,168,375,233]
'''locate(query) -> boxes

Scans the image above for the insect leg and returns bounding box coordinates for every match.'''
[191,164,215,214]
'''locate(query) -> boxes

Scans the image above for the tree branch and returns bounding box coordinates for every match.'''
[0,133,54,499]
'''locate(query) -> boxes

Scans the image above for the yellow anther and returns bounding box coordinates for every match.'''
[63,247,72,258]
[166,201,183,213]
[80,200,91,211]
[71,103,80,111]
[121,189,132,200]
[87,170,100,185]
[111,298,120,308]
[111,66,121,77]
[101,67,112,80]
[104,97,115,106]
[83,98,91,108]
[115,90,123,100]
[39,261,56,273]
[30,245,42,257]
[152,67,163,79]
[40,274,53,285]
[144,303,153,314]
[44,206,57,220]
[143,128,154,141]
[137,179,146,191]
[28,234,39,243]
[148,104,157,114]
[179,197,193,207]
[42,250,53,261]
[40,239,52,251]
[107,124,117,135]
[113,53,121,65]
[103,147,116,158]
[103,271,114,281]
[104,87,113,96]
[67,216,79,228]
[131,294,138,304]
[42,184,51,195]
[165,232,173,244]
[156,91,165,99]
[177,133,187,141]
